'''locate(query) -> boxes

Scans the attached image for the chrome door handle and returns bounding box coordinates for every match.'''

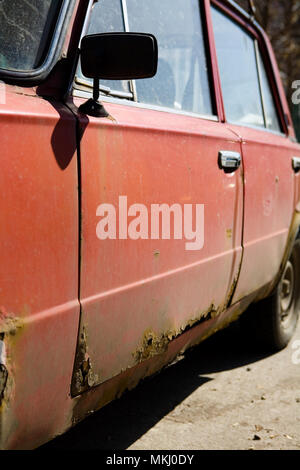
[292,157,300,173]
[218,151,241,173]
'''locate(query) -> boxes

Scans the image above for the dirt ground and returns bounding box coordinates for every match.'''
[43,317,300,450]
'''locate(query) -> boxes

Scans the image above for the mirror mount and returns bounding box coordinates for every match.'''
[78,78,109,118]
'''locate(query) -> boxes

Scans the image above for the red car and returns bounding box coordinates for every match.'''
[0,0,299,449]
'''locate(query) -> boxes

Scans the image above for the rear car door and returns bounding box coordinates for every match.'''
[211,2,297,303]
[71,0,244,395]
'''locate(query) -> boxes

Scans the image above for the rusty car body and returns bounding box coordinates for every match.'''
[0,0,300,449]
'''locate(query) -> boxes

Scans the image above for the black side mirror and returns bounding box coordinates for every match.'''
[79,32,158,117]
[81,32,158,80]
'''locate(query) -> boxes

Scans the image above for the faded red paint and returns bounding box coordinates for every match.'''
[230,126,296,303]
[0,0,300,450]
[0,87,80,449]
[74,99,244,390]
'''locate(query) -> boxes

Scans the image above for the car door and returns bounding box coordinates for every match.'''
[71,0,244,395]
[211,2,297,303]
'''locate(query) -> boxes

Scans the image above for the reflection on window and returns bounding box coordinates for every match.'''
[78,0,130,95]
[126,0,213,116]
[0,0,60,71]
[212,6,265,128]
[257,50,281,132]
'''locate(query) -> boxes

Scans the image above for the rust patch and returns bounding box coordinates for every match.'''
[71,293,257,430]
[189,306,244,349]
[224,275,239,310]
[71,324,99,397]
[0,310,24,412]
[226,229,233,239]
[0,317,23,336]
[0,334,8,409]
[224,253,244,309]
[0,333,14,420]
[106,114,117,123]
[133,329,170,363]
[0,308,24,336]
[133,304,218,364]
[13,87,38,98]
[0,364,8,409]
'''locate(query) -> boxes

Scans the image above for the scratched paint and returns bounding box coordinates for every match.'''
[1,0,300,451]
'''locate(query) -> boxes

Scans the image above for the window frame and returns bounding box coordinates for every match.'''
[73,0,219,122]
[0,0,76,84]
[210,0,287,136]
[74,0,135,101]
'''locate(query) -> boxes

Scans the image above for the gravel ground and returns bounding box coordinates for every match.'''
[43,317,300,450]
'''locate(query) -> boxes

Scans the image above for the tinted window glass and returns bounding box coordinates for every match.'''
[257,50,281,132]
[126,0,213,115]
[0,0,61,71]
[78,0,130,95]
[212,6,265,128]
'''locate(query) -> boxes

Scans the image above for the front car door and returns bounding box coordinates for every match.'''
[71,0,244,395]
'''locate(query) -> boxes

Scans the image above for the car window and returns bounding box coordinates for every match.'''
[0,0,61,71]
[212,6,282,132]
[257,50,281,132]
[126,0,214,116]
[77,0,130,96]
[77,0,214,117]
[211,6,265,128]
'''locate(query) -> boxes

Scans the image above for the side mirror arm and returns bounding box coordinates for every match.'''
[78,78,110,118]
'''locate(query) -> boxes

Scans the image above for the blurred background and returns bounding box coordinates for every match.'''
[236,0,300,140]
